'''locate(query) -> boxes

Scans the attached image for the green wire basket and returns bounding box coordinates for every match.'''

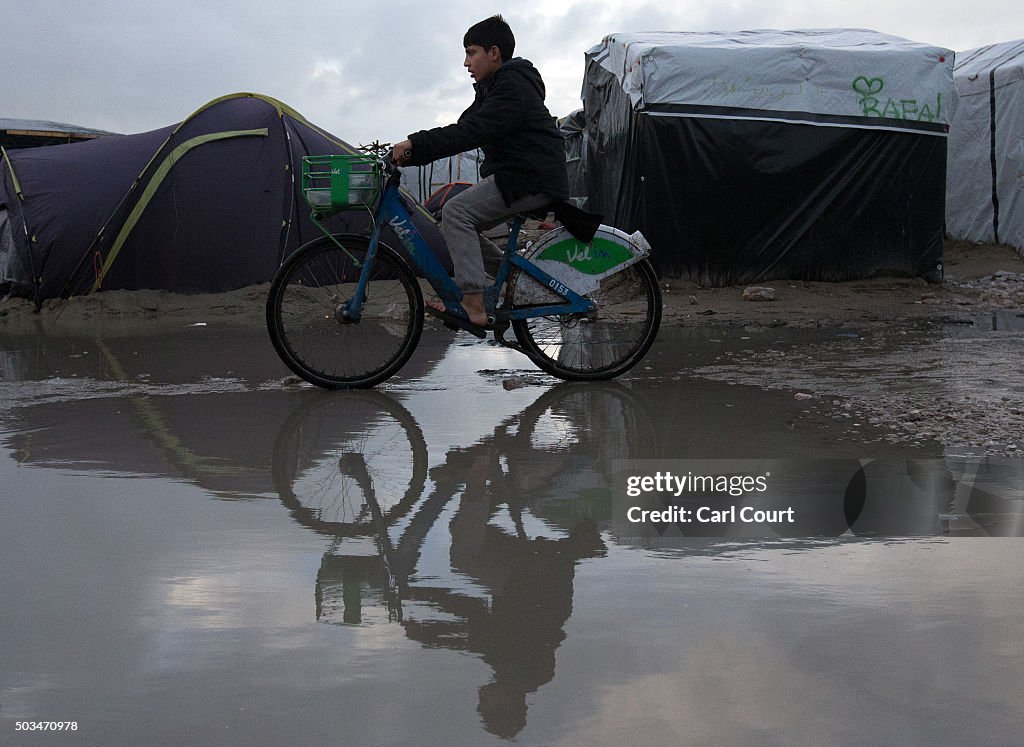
[302,154,383,212]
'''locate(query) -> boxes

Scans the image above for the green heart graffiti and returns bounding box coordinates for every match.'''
[852,76,885,97]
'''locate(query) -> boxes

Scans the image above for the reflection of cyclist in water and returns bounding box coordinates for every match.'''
[274,384,651,737]
[405,445,606,738]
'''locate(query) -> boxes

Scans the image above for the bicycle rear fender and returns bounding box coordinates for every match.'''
[512,226,652,304]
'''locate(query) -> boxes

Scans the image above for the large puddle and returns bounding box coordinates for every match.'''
[2,323,1023,742]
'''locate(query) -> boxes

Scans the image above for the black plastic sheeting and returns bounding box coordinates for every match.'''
[558,109,589,209]
[582,62,946,284]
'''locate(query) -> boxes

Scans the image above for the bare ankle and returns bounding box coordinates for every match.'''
[462,293,486,323]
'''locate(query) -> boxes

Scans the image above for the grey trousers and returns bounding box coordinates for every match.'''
[440,175,551,294]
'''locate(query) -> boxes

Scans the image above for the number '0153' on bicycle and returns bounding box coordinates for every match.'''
[265,145,662,389]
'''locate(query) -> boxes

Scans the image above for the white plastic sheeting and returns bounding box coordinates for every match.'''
[589,29,955,132]
[946,39,1024,253]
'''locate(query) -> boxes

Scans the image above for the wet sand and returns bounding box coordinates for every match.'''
[3,240,1023,332]
[653,239,1024,330]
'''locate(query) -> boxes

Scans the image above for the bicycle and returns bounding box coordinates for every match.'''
[266,144,662,389]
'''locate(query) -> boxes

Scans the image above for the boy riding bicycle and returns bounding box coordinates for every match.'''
[392,14,569,330]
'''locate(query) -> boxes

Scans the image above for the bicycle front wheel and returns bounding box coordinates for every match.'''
[267,235,424,389]
[510,260,661,380]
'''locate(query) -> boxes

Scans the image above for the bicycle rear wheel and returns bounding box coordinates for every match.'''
[510,259,661,380]
[267,235,424,389]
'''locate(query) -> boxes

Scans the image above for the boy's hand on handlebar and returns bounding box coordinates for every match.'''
[391,140,413,165]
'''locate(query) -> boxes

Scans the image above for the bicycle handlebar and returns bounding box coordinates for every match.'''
[356,141,411,177]
[357,141,392,159]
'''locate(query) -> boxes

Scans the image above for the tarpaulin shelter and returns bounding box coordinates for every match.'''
[0,118,118,149]
[558,110,589,209]
[582,29,956,283]
[401,149,482,205]
[0,93,447,307]
[946,39,1024,254]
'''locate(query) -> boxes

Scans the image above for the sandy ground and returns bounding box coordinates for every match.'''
[659,239,1024,329]
[2,239,1022,333]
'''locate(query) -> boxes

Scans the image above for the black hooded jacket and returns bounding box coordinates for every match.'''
[407,58,569,206]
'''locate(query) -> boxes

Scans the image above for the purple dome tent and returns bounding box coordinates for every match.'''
[0,93,447,307]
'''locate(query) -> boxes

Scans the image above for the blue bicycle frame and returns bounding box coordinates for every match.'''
[326,168,597,324]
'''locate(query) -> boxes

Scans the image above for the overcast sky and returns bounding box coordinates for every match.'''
[5,1,1023,145]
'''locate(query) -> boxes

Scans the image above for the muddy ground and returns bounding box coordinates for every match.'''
[3,240,1021,331]
[659,239,1024,329]
[660,240,1024,457]
[3,240,1023,456]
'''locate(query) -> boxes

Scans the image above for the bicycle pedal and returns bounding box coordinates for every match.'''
[425,305,487,339]
[492,321,524,354]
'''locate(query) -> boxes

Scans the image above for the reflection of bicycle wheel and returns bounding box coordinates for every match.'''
[272,389,428,537]
[504,382,656,511]
[516,382,656,458]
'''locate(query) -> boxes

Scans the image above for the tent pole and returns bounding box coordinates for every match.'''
[988,68,1001,244]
